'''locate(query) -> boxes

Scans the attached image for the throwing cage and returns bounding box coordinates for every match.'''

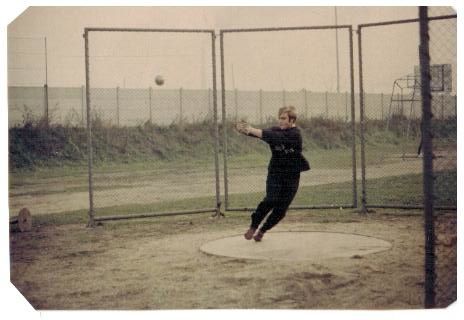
[83,28,221,226]
[219,25,357,211]
[79,7,456,309]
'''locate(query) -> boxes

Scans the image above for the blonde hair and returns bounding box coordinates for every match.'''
[278,106,297,122]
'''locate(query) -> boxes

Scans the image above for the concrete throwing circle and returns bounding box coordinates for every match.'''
[200,231,392,261]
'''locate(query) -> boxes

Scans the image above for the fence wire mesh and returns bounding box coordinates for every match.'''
[359,21,423,209]
[85,30,219,221]
[221,27,356,210]
[358,13,456,210]
[425,7,457,308]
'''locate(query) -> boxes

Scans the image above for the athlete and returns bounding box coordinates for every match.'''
[236,106,310,242]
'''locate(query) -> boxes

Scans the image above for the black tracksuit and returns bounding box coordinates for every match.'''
[250,126,310,233]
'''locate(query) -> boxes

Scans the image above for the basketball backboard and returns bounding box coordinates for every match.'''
[414,64,452,92]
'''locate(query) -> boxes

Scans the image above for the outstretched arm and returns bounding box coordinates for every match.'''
[247,127,263,138]
[235,121,262,138]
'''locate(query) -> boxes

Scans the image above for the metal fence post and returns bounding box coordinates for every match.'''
[43,36,49,128]
[83,29,95,228]
[419,6,436,309]
[220,31,229,209]
[349,26,358,209]
[81,85,85,126]
[43,84,49,127]
[149,86,153,123]
[259,89,263,125]
[357,26,368,213]
[283,89,286,106]
[116,86,120,127]
[211,31,222,217]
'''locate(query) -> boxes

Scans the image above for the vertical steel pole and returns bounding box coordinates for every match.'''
[335,9,340,94]
[43,85,49,126]
[259,89,263,125]
[83,29,95,227]
[149,86,153,123]
[419,6,436,309]
[44,37,49,127]
[283,89,286,106]
[116,86,120,127]
[211,31,222,217]
[44,37,48,85]
[349,27,358,209]
[220,31,229,209]
[357,26,367,213]
[81,85,85,126]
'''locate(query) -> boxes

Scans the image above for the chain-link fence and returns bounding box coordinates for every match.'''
[84,28,220,224]
[8,86,217,127]
[12,86,371,127]
[423,7,457,308]
[357,12,457,211]
[223,89,356,123]
[358,7,456,308]
[220,25,357,211]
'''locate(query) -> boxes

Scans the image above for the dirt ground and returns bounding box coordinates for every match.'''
[9,210,456,310]
[8,149,457,309]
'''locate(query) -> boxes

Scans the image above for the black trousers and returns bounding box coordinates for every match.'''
[250,172,300,233]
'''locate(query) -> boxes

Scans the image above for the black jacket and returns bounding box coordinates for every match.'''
[259,126,310,174]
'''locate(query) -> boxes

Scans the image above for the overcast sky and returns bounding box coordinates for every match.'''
[6,6,457,93]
